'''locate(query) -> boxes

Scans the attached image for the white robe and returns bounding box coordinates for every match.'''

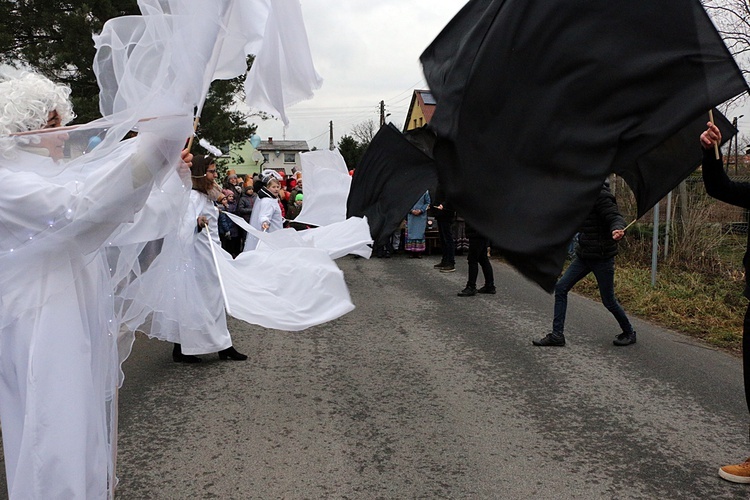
[244,193,284,251]
[0,135,187,498]
[143,190,234,355]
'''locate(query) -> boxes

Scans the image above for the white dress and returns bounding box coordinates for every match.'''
[176,191,233,354]
[0,135,187,499]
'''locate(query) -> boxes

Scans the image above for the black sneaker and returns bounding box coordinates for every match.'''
[434,261,447,269]
[477,285,496,294]
[457,286,477,297]
[440,264,456,273]
[532,333,565,346]
[613,331,636,346]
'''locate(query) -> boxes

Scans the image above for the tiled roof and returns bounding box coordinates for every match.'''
[257,140,309,151]
[417,90,435,123]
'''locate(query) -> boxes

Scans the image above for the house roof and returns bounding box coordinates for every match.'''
[257,140,309,152]
[403,89,436,131]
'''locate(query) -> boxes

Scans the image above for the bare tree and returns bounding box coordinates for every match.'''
[350,119,376,146]
[702,1,750,136]
[703,0,750,64]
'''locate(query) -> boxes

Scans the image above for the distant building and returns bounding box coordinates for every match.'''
[403,89,436,132]
[229,141,262,177]
[256,138,310,174]
[228,137,310,176]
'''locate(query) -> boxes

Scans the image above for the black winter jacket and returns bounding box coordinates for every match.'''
[575,185,625,260]
[702,148,750,299]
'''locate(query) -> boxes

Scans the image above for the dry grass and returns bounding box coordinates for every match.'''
[574,260,745,354]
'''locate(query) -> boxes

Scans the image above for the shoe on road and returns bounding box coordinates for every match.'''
[719,458,750,483]
[439,264,455,273]
[477,285,496,294]
[532,333,565,347]
[613,331,637,346]
[457,286,477,297]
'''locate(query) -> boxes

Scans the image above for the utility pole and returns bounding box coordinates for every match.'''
[379,100,385,127]
[329,120,334,150]
[735,115,744,174]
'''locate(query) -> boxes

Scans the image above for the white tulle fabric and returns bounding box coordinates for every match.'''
[94,0,322,124]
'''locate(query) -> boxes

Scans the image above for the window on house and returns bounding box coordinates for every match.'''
[262,153,269,162]
[419,117,423,127]
[284,153,296,163]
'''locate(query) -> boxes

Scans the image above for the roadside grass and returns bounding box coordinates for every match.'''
[573,260,745,354]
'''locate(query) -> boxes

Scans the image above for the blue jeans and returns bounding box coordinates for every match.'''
[552,256,633,336]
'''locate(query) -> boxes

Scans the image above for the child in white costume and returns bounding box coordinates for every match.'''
[244,171,285,251]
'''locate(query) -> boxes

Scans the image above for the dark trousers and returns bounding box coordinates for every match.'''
[743,303,750,414]
[553,256,633,336]
[467,236,493,288]
[437,218,455,265]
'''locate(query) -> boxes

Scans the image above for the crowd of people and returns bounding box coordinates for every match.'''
[215,167,305,257]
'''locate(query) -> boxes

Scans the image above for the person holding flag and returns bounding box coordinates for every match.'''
[701,122,750,484]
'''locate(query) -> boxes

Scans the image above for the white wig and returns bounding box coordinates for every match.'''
[0,71,74,157]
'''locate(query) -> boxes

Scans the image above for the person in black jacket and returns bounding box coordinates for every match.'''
[457,221,495,296]
[701,122,750,484]
[533,180,635,347]
[432,186,457,272]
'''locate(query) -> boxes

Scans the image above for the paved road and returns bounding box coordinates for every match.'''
[2,253,750,498]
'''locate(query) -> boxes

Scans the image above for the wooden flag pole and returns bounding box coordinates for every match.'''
[624,218,639,232]
[708,110,720,160]
[185,116,200,151]
[205,225,232,315]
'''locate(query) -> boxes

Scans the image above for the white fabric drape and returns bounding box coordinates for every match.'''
[294,149,352,227]
[95,0,322,125]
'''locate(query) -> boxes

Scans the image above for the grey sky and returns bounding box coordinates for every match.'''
[248,0,464,149]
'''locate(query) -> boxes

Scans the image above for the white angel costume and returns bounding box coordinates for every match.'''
[127,189,234,355]
[0,116,193,498]
[244,187,284,251]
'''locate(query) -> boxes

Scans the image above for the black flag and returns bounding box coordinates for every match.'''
[347,124,438,247]
[421,0,749,291]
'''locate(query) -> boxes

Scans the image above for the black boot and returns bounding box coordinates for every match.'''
[172,343,202,363]
[613,330,637,346]
[218,346,248,361]
[457,285,477,297]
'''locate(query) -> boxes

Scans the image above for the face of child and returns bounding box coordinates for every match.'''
[205,163,217,180]
[267,181,281,196]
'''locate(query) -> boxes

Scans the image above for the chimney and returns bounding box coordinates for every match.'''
[268,137,273,144]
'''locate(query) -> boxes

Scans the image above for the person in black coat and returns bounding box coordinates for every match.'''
[533,180,635,347]
[457,221,495,296]
[701,122,750,484]
[432,186,457,271]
